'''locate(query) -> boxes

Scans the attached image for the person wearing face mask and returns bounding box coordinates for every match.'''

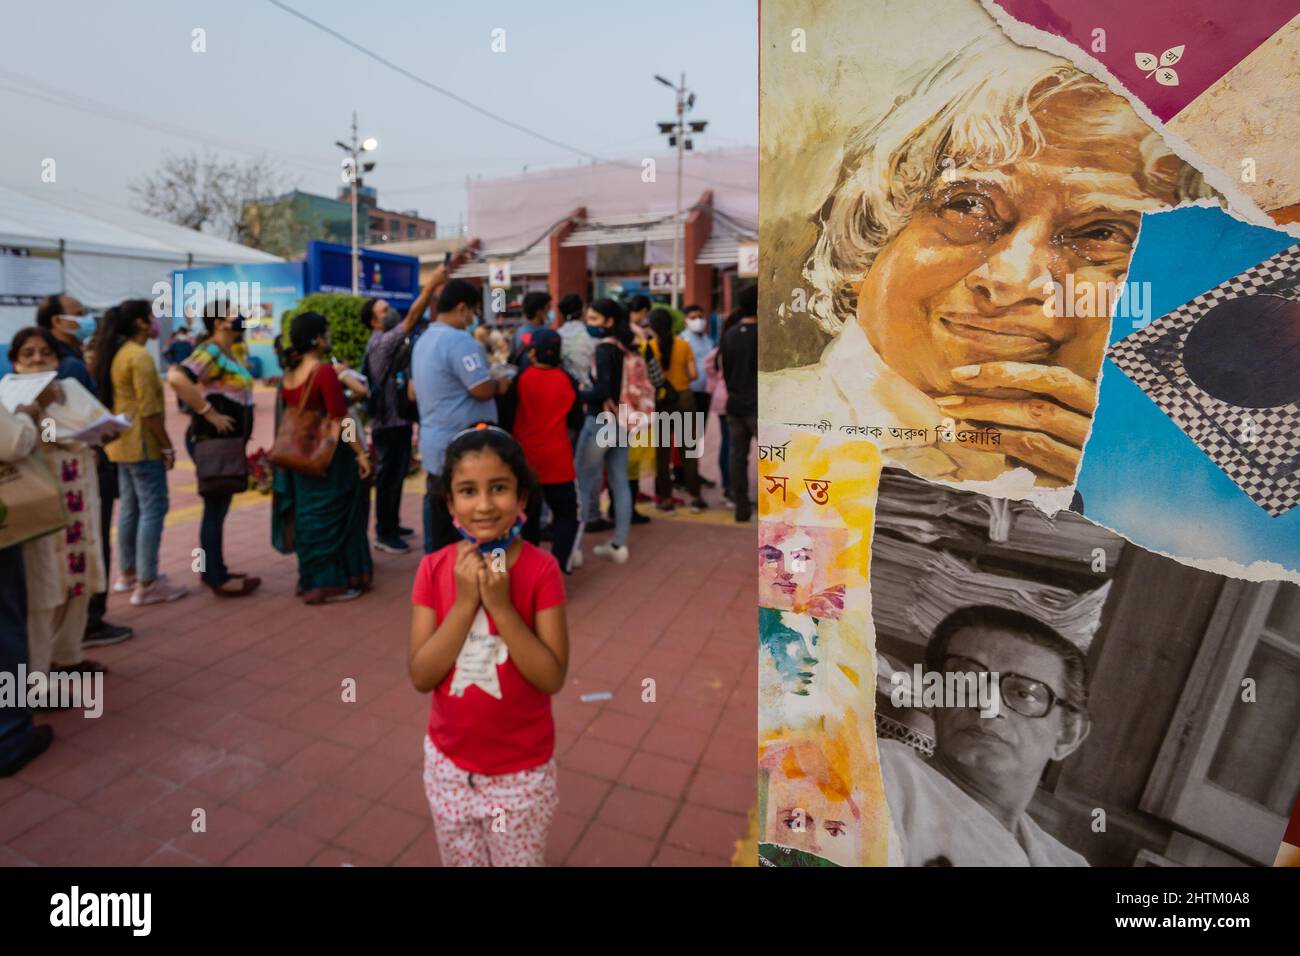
[166,301,261,597]
[573,299,639,563]
[96,299,189,607]
[679,304,718,491]
[412,279,509,555]
[35,293,98,394]
[362,266,446,555]
[35,296,135,649]
[626,294,651,343]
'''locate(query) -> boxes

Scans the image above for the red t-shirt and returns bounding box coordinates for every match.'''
[411,541,565,774]
[512,366,576,484]
[281,362,348,418]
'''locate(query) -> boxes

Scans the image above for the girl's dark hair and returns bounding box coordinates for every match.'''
[277,311,328,371]
[649,307,675,367]
[7,326,59,365]
[440,424,534,503]
[589,298,633,348]
[93,299,152,408]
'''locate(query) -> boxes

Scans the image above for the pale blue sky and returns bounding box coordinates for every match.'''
[0,0,757,235]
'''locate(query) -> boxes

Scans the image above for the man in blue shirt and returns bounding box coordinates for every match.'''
[679,303,717,488]
[412,278,505,553]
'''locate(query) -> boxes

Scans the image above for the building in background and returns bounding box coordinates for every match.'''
[453,147,757,321]
[243,185,435,259]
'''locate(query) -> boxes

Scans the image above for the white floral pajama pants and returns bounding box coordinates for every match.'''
[422,735,558,867]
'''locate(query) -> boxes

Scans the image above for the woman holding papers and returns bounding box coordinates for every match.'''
[6,328,123,693]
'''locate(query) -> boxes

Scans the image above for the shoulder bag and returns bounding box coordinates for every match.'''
[267,365,341,478]
[0,452,69,549]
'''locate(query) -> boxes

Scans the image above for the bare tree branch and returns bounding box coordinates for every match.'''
[129,151,291,242]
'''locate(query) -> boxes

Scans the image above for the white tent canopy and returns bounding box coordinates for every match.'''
[0,181,281,337]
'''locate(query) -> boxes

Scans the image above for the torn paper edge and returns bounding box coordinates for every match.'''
[977,0,1300,241]
[1068,204,1300,586]
[883,461,1075,517]
[1077,509,1300,586]
[978,0,1300,585]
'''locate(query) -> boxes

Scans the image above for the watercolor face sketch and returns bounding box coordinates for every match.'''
[756,428,887,867]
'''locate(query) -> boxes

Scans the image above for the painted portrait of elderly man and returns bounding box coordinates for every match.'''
[762,36,1216,496]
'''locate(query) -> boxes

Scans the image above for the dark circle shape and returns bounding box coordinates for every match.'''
[1181,293,1300,408]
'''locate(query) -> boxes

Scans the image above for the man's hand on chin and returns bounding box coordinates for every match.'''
[932,361,1098,483]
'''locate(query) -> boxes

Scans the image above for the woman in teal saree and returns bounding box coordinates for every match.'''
[272,312,375,604]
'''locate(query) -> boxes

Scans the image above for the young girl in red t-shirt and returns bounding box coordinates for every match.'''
[408,424,569,866]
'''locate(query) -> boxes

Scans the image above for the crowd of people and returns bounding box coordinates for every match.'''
[0,272,757,868]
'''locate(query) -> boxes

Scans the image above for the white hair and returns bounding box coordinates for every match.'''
[801,34,1214,335]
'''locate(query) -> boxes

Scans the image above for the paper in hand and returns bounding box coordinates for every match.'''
[67,413,132,446]
[0,371,58,413]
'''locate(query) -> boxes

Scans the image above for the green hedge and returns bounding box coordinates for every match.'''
[279,293,369,369]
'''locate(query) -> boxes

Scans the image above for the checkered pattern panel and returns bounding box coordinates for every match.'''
[1108,244,1300,517]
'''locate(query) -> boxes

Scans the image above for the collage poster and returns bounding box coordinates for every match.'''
[758,0,1299,866]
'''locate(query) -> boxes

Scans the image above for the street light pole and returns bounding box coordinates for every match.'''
[336,114,377,296]
[672,72,684,312]
[349,112,359,295]
[656,73,704,311]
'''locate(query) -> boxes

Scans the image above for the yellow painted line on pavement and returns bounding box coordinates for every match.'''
[161,488,270,528]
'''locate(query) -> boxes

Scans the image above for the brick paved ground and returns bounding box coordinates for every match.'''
[0,389,757,867]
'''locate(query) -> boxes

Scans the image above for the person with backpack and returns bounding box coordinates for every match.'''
[647,307,705,514]
[574,299,650,564]
[362,267,445,554]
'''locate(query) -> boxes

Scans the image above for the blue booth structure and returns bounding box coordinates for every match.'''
[169,242,419,377]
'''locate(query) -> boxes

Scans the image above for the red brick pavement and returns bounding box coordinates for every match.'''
[0,391,757,867]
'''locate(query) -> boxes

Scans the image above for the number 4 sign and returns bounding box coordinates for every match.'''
[489,260,511,288]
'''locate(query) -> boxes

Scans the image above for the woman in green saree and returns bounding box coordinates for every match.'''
[272,312,375,604]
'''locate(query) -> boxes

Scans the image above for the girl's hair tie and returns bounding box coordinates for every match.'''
[451,422,513,442]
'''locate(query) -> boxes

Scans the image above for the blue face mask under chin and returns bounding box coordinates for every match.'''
[454,512,526,555]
